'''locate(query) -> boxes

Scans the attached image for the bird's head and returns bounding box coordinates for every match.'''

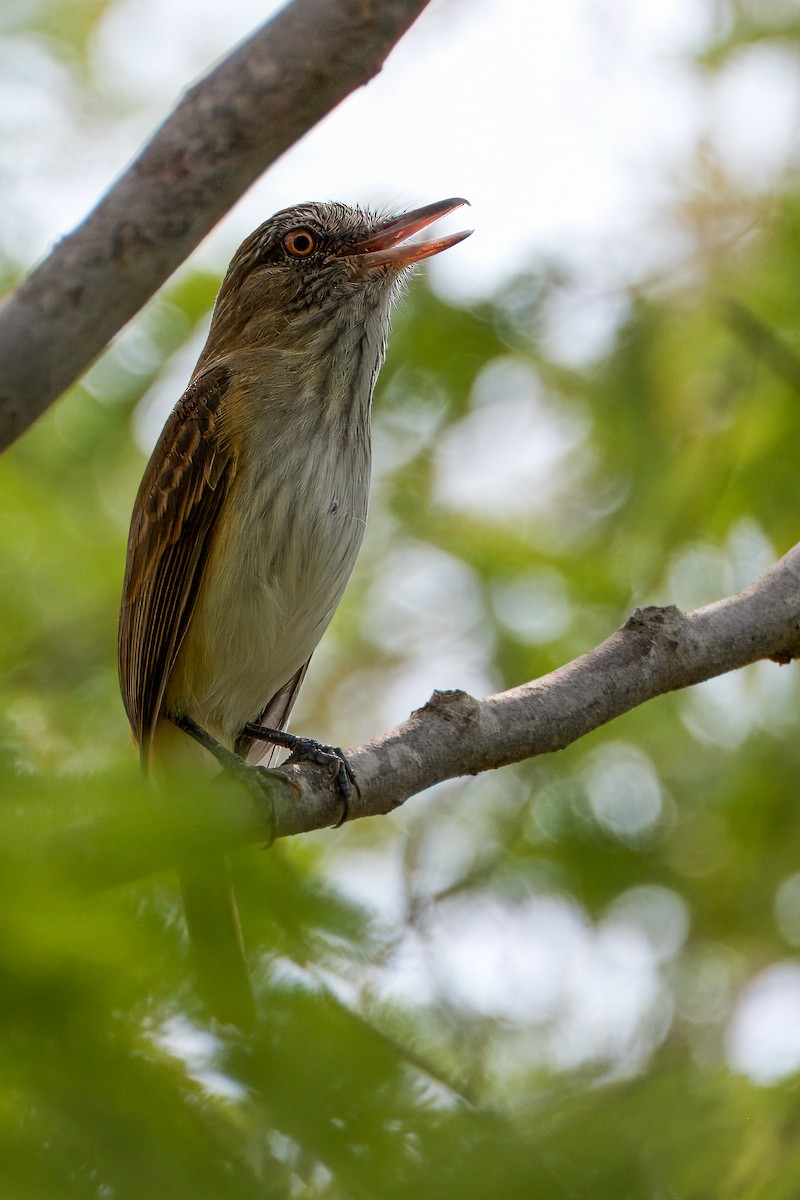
[200,198,471,361]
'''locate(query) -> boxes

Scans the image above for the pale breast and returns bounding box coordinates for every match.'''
[165,429,370,748]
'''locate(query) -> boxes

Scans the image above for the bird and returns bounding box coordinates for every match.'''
[118,197,471,1025]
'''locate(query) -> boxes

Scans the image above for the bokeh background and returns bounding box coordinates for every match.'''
[3,0,800,1195]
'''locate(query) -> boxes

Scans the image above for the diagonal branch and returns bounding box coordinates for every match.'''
[0,0,432,451]
[47,540,800,888]
[272,537,800,835]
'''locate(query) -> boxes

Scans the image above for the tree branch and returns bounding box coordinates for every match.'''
[273,538,800,835]
[0,0,432,451]
[47,541,800,889]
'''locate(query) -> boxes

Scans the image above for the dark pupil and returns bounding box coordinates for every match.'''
[292,233,312,253]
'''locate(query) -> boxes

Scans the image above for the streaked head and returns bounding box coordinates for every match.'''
[201,198,471,357]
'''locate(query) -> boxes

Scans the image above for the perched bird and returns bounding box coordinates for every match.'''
[118,197,471,1024]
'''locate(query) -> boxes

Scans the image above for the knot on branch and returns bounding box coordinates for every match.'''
[624,604,685,644]
[625,603,682,629]
[769,650,796,666]
[413,689,479,724]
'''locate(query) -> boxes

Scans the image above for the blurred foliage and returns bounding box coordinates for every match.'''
[5,0,800,1197]
[699,0,800,66]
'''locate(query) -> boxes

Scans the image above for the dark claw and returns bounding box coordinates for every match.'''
[244,724,357,828]
[284,740,353,826]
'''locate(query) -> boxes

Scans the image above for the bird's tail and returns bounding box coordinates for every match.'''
[149,720,256,1029]
[179,859,256,1028]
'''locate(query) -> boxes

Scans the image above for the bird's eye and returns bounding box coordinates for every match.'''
[283,228,317,257]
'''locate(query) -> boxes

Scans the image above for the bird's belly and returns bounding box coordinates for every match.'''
[166,467,368,747]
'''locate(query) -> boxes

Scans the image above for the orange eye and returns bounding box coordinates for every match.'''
[283,228,317,257]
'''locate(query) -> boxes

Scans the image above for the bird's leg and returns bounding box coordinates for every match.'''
[173,714,243,770]
[172,714,292,838]
[242,723,357,827]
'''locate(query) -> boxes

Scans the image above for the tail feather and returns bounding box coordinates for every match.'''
[149,719,256,1029]
[179,860,256,1029]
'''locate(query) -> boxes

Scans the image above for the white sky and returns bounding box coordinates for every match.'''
[3,0,799,310]
[4,0,800,1088]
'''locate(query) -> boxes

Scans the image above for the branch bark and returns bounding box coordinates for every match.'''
[272,539,800,835]
[48,541,800,889]
[0,0,432,451]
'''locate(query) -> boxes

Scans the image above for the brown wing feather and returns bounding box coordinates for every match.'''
[118,365,232,751]
[242,659,312,765]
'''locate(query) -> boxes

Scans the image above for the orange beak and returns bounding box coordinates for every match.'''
[342,197,472,269]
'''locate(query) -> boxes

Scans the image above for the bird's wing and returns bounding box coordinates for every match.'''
[242,660,312,765]
[118,365,233,752]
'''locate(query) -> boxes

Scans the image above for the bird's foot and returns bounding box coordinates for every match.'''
[243,723,357,827]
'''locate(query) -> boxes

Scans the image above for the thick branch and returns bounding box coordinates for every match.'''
[271,539,800,835]
[0,0,431,451]
[47,540,800,889]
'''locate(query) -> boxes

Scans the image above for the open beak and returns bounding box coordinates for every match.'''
[342,197,472,269]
